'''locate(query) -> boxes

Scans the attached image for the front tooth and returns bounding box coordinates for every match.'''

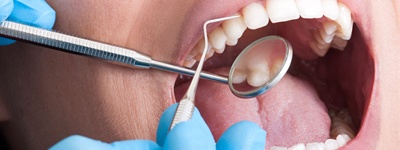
[321,0,340,20]
[336,134,351,147]
[222,16,247,40]
[305,142,324,150]
[288,143,306,150]
[209,27,228,53]
[266,0,300,23]
[324,139,340,150]
[242,3,269,30]
[334,3,353,40]
[295,0,323,18]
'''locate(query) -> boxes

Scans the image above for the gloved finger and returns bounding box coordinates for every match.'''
[156,103,216,150]
[0,0,13,22]
[0,0,56,45]
[216,121,266,150]
[8,0,56,29]
[111,140,161,150]
[156,103,178,146]
[49,135,114,150]
[0,0,14,46]
[49,135,162,150]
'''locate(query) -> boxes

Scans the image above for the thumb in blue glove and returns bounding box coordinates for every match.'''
[157,103,267,150]
[0,0,56,45]
[50,104,266,150]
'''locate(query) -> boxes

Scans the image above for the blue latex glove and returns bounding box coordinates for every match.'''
[50,104,266,150]
[0,0,56,45]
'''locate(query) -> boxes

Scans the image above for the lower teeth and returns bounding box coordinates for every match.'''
[270,134,352,150]
[269,108,355,150]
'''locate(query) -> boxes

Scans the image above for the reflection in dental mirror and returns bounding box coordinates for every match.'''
[228,36,292,98]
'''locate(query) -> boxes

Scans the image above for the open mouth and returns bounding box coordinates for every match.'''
[171,0,374,149]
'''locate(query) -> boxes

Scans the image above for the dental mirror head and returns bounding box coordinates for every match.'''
[228,36,293,98]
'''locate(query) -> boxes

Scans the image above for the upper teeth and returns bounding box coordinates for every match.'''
[184,0,354,88]
[266,0,300,23]
[295,0,324,19]
[222,16,247,45]
[242,3,270,30]
[321,0,340,20]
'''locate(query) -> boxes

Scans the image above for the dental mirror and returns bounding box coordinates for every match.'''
[228,35,293,98]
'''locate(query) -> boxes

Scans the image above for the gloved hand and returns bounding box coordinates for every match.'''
[0,0,56,45]
[49,103,267,150]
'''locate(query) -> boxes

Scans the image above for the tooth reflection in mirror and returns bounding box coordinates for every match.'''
[228,36,293,98]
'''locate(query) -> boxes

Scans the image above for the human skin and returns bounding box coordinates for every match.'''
[0,0,399,149]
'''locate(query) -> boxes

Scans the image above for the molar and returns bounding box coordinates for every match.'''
[319,28,335,43]
[336,134,351,147]
[324,139,340,149]
[309,41,330,57]
[270,58,283,79]
[270,146,287,150]
[232,69,247,84]
[313,30,328,45]
[288,143,306,150]
[322,21,338,35]
[247,58,270,87]
[247,70,270,87]
[331,36,347,51]
[305,142,324,150]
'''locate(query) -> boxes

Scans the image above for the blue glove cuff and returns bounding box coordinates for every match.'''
[0,0,56,45]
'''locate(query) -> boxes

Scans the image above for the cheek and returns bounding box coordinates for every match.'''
[0,43,175,148]
[46,0,134,46]
[46,0,191,64]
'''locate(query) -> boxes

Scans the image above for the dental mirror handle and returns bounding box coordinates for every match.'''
[0,21,229,84]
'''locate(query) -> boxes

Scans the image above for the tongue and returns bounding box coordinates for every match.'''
[175,70,331,148]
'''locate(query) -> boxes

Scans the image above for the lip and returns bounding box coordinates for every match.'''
[173,0,379,149]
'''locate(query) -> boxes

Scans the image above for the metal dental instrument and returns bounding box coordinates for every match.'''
[0,17,292,99]
[169,15,241,130]
[0,21,227,83]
